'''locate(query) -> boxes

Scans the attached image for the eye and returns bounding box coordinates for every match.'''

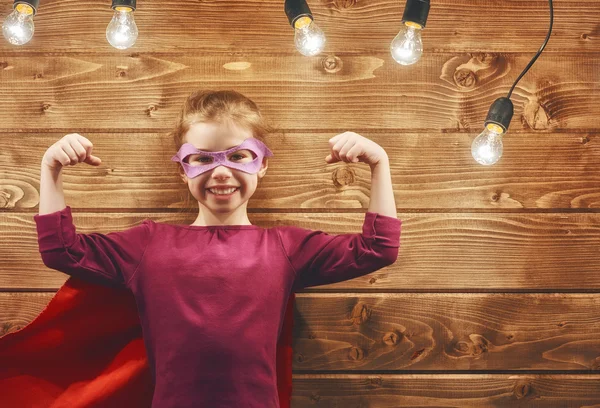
[230,154,245,161]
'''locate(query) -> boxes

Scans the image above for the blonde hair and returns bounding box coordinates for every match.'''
[168,89,274,211]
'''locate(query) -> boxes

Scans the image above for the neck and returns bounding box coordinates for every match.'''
[191,202,252,226]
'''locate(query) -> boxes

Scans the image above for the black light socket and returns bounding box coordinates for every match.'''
[111,0,136,11]
[484,97,514,132]
[14,0,39,15]
[402,0,430,28]
[284,0,313,28]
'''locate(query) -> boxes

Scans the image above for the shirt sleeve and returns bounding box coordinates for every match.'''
[276,212,401,291]
[33,206,153,289]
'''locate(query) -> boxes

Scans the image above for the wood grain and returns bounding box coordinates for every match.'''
[1,212,599,290]
[3,292,600,372]
[1,131,599,210]
[290,375,600,406]
[0,0,595,54]
[0,54,597,130]
[0,0,599,400]
[292,293,600,371]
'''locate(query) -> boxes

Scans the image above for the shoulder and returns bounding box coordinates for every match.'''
[271,224,315,235]
[272,224,324,246]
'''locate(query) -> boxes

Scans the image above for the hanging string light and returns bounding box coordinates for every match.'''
[284,0,326,56]
[106,0,138,50]
[472,0,554,165]
[390,0,430,66]
[2,0,39,45]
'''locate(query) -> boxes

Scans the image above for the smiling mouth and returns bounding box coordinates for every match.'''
[207,187,240,197]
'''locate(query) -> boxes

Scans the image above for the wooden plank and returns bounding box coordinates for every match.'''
[1,131,599,210]
[291,375,600,406]
[292,293,600,370]
[0,54,597,130]
[2,292,600,372]
[1,212,599,290]
[0,0,595,54]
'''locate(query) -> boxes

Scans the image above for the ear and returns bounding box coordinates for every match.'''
[257,157,268,179]
[178,164,188,183]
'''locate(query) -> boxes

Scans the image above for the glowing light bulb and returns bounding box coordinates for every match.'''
[294,16,325,56]
[471,123,505,166]
[106,6,138,50]
[390,21,423,65]
[2,4,35,46]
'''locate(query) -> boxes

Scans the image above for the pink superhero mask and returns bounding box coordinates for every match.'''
[171,138,274,178]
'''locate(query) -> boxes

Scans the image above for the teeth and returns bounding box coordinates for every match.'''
[209,187,237,195]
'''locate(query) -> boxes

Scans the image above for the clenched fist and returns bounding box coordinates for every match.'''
[41,133,102,171]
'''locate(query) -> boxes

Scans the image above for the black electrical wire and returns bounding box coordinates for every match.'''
[506,0,554,99]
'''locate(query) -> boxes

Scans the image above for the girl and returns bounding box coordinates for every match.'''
[32,90,401,407]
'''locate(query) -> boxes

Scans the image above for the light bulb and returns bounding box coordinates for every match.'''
[294,16,325,56]
[390,22,423,65]
[106,7,138,50]
[471,123,505,166]
[2,4,35,46]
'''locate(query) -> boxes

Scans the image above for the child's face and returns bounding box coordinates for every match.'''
[179,121,268,214]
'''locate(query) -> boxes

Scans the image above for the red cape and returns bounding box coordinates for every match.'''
[0,277,294,408]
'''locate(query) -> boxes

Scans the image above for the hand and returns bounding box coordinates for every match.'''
[325,131,387,167]
[41,133,102,171]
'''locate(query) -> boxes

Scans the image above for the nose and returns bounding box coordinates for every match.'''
[210,164,234,178]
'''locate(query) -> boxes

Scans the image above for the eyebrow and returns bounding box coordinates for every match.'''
[192,144,243,152]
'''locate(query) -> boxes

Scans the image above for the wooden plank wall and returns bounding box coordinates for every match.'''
[1,0,600,405]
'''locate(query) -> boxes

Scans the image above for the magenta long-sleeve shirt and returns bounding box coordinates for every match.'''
[34,206,401,407]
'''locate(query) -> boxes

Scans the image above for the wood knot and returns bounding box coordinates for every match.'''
[309,393,321,403]
[592,356,600,370]
[0,61,8,69]
[332,0,357,10]
[557,321,567,327]
[491,192,500,202]
[581,135,591,145]
[350,302,371,325]
[116,69,127,78]
[41,102,52,112]
[0,186,24,208]
[473,52,498,66]
[506,334,514,341]
[368,276,377,284]
[455,341,470,353]
[348,346,364,360]
[295,352,305,363]
[471,335,489,355]
[369,376,382,387]
[332,167,355,187]
[146,104,158,117]
[383,331,402,346]
[581,33,589,40]
[523,100,550,130]
[129,52,140,58]
[513,381,531,399]
[453,68,476,89]
[410,348,426,360]
[1,322,13,336]
[33,72,43,79]
[0,190,11,208]
[322,55,342,73]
